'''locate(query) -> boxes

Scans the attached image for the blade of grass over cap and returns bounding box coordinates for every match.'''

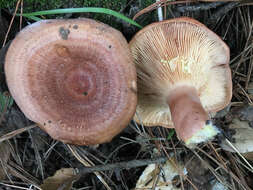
[25,15,42,21]
[19,7,142,28]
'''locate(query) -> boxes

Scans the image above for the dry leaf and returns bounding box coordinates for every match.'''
[135,157,186,190]
[209,179,229,190]
[221,118,253,154]
[0,142,11,180]
[242,152,253,161]
[40,168,77,190]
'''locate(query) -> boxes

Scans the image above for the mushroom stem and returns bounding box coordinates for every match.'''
[167,86,218,145]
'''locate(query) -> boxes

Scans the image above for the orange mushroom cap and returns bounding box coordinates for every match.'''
[5,18,137,145]
[129,17,232,145]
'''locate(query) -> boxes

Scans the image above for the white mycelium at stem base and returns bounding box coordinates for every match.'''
[130,17,232,146]
[167,85,219,145]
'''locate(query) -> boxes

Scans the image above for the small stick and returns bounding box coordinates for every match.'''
[176,2,225,12]
[0,125,37,143]
[156,0,163,21]
[210,2,240,21]
[2,0,22,47]
[225,139,253,172]
[78,157,168,175]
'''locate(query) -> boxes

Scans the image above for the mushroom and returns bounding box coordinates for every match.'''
[129,17,232,146]
[5,18,137,145]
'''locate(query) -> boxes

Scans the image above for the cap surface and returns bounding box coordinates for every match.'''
[129,17,232,128]
[5,18,137,145]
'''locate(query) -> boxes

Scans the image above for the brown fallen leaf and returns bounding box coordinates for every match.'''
[135,157,186,190]
[243,152,253,161]
[40,168,78,190]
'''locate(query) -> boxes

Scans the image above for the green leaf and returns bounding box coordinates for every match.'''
[19,7,142,28]
[167,129,175,141]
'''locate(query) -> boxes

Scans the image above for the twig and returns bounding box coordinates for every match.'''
[237,83,253,104]
[156,0,163,21]
[133,0,193,20]
[0,125,37,143]
[191,149,232,189]
[176,2,225,12]
[225,139,253,172]
[234,19,253,76]
[19,0,23,31]
[195,146,251,190]
[78,157,168,175]
[211,2,240,21]
[68,145,111,190]
[245,45,253,90]
[208,142,227,170]
[0,182,42,190]
[2,0,22,47]
[225,152,251,190]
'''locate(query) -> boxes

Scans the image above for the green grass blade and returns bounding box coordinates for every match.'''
[25,15,42,21]
[19,7,142,28]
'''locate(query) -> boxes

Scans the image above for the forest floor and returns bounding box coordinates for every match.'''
[0,1,253,190]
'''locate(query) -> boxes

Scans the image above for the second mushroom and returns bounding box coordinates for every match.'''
[130,17,232,146]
